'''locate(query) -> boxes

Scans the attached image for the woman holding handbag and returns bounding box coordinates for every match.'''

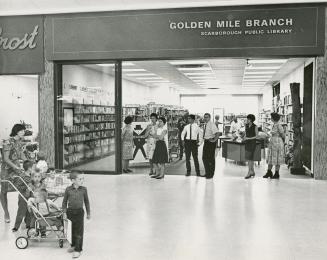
[263,112,286,179]
[1,124,27,223]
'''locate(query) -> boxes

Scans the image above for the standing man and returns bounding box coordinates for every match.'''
[202,113,219,179]
[177,117,186,160]
[181,114,202,177]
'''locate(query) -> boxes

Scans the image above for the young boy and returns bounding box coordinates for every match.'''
[62,171,91,259]
[27,189,63,238]
[12,160,33,232]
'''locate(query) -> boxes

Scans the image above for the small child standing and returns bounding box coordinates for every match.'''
[62,171,91,259]
[12,160,33,232]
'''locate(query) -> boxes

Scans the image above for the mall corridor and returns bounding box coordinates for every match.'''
[1,168,326,260]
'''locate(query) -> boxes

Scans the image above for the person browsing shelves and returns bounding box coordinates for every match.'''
[181,114,202,177]
[202,113,219,179]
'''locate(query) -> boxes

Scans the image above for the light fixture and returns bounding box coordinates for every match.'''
[122,62,135,66]
[189,76,216,80]
[246,66,281,70]
[184,72,213,76]
[169,60,209,65]
[126,73,156,76]
[243,76,272,79]
[136,77,163,80]
[248,59,287,64]
[145,80,170,83]
[244,71,276,75]
[96,64,115,67]
[123,69,147,72]
[178,67,212,71]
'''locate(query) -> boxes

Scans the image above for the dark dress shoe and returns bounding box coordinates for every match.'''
[244,173,255,179]
[271,171,280,179]
[263,170,273,178]
[123,169,129,173]
[185,172,191,176]
[126,169,133,173]
[155,176,164,179]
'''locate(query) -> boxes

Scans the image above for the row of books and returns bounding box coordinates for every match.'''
[64,123,115,134]
[74,105,115,114]
[64,130,115,144]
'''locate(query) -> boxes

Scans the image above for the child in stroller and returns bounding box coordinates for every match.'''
[27,189,64,238]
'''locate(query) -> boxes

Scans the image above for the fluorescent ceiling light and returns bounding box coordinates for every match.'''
[126,73,156,76]
[178,67,212,71]
[248,59,287,64]
[169,60,209,65]
[136,77,163,80]
[145,80,170,83]
[244,71,276,75]
[123,69,147,72]
[243,76,272,79]
[122,62,135,66]
[189,77,216,80]
[184,72,213,76]
[243,80,268,83]
[96,64,114,67]
[247,66,281,70]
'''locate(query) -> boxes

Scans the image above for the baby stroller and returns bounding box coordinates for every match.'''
[0,173,71,249]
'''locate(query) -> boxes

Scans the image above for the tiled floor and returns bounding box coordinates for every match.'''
[1,155,326,260]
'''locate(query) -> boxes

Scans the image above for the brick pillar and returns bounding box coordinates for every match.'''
[314,8,327,179]
[38,60,55,167]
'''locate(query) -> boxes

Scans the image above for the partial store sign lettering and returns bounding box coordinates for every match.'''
[46,5,325,60]
[0,16,44,74]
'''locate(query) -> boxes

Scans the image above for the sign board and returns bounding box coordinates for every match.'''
[46,5,325,60]
[0,16,44,74]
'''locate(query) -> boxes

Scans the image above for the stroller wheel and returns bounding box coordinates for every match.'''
[59,239,64,248]
[16,237,29,249]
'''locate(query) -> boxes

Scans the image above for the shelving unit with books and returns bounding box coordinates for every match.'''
[63,103,116,168]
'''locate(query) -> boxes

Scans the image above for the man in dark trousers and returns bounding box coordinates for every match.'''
[181,114,202,177]
[133,124,147,159]
[202,113,219,179]
[177,117,186,160]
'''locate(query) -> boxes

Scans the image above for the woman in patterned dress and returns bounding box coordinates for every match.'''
[122,116,134,173]
[145,113,158,176]
[263,112,285,179]
[1,124,27,223]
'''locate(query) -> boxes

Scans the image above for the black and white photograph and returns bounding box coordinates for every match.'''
[0,0,327,259]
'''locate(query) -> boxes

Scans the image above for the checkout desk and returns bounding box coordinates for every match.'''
[221,139,261,162]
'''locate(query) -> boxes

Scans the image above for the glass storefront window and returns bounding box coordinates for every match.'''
[60,64,116,172]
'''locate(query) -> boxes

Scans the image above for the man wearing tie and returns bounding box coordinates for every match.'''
[202,113,219,179]
[181,114,202,177]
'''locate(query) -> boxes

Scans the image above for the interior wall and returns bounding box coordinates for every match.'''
[181,94,260,119]
[147,85,181,106]
[0,75,38,140]
[62,65,152,105]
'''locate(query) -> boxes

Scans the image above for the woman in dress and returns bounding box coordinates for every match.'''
[151,117,169,179]
[1,124,27,223]
[263,112,285,179]
[244,114,258,179]
[144,113,158,176]
[122,116,134,173]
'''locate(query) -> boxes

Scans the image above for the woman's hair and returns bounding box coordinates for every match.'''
[10,124,26,137]
[271,112,281,122]
[158,117,167,125]
[188,114,196,120]
[124,116,133,125]
[150,113,158,119]
[247,114,256,122]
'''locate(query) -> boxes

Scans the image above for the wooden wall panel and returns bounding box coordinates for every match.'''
[38,60,55,167]
[314,8,327,180]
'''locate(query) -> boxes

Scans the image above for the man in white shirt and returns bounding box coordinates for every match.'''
[202,113,219,179]
[181,114,202,177]
[230,117,242,134]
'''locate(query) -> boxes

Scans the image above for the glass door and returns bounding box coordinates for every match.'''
[57,63,118,173]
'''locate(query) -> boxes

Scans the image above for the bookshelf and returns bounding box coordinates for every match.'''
[63,103,116,168]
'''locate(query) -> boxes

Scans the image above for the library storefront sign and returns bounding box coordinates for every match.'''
[0,16,44,74]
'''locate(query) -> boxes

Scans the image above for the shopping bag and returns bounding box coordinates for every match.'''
[64,219,72,244]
